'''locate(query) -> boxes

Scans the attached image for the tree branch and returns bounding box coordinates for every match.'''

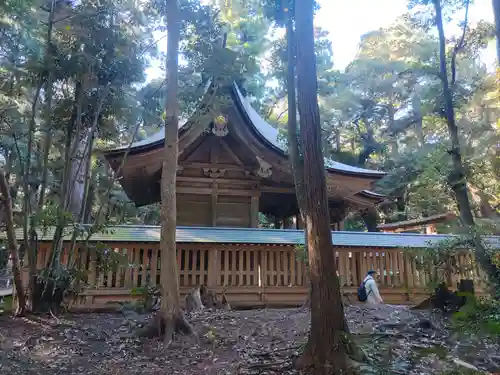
[451,0,470,86]
[276,107,288,121]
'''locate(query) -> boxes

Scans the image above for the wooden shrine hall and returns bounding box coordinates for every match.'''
[9,81,492,311]
[102,82,387,229]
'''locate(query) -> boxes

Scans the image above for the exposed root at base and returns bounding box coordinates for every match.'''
[246,360,292,370]
[13,306,27,318]
[135,311,195,343]
[343,333,368,363]
[294,344,358,375]
[302,295,310,308]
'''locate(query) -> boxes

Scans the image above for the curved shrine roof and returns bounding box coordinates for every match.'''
[232,84,385,179]
[105,82,385,178]
[102,82,386,202]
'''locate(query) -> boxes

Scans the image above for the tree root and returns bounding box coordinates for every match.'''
[302,294,310,308]
[135,310,194,343]
[295,338,361,375]
[13,305,27,318]
[251,344,303,357]
[247,360,292,370]
[344,336,368,363]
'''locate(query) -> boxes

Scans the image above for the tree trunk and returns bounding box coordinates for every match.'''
[0,167,27,316]
[294,0,351,373]
[159,0,192,345]
[68,128,92,218]
[433,0,499,289]
[412,94,425,146]
[37,0,57,212]
[285,8,306,216]
[24,79,44,312]
[285,5,311,305]
[361,207,379,232]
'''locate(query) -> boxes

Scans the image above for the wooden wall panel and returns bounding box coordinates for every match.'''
[216,195,251,227]
[177,194,211,226]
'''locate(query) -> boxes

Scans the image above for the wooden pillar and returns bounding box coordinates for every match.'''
[207,248,220,287]
[251,196,259,227]
[338,220,345,231]
[211,183,217,227]
[425,224,436,234]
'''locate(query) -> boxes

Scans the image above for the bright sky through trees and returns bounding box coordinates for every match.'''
[145,0,496,80]
[316,0,495,70]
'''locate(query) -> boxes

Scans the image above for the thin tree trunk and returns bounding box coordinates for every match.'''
[67,130,95,265]
[433,0,499,289]
[361,207,379,232]
[294,0,351,373]
[0,167,27,316]
[24,79,44,312]
[434,0,474,225]
[37,0,57,211]
[412,94,425,146]
[160,0,192,345]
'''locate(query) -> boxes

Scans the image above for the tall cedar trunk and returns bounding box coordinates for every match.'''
[434,0,499,289]
[160,0,191,345]
[294,0,350,373]
[285,6,311,304]
[285,9,306,215]
[0,168,27,316]
[494,0,500,63]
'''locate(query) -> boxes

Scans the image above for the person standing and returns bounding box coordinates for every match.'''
[358,270,383,304]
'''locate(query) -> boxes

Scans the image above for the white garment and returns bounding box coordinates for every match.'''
[364,275,382,304]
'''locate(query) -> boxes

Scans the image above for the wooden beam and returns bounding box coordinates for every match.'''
[176,176,259,186]
[177,186,258,197]
[260,186,295,194]
[251,196,259,227]
[209,138,217,164]
[181,162,250,173]
[219,138,245,166]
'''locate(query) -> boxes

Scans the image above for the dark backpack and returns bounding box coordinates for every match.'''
[357,279,372,302]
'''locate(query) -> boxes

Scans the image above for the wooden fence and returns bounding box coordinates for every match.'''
[21,241,484,309]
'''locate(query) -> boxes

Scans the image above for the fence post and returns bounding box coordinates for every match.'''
[207,248,220,288]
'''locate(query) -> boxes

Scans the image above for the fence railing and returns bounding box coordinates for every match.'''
[19,242,484,309]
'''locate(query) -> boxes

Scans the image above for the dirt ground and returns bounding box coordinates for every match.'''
[0,305,498,375]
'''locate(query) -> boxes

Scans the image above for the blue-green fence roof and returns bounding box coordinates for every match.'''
[1,226,499,249]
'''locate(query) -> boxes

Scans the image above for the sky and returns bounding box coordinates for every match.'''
[315,0,495,70]
[146,0,496,80]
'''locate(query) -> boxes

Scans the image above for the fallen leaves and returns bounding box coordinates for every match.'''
[0,305,497,374]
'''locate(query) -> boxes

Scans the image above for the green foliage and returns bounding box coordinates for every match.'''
[452,296,500,337]
[407,224,499,286]
[295,244,308,266]
[0,296,13,314]
[130,283,160,312]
